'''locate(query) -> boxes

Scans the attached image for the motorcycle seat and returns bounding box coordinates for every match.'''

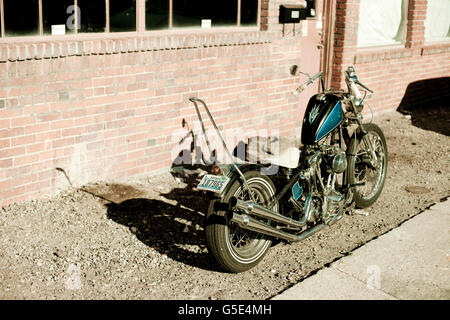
[265,147,300,168]
[246,136,301,169]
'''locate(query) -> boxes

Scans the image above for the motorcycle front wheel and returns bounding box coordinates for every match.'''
[348,123,388,209]
[205,170,277,273]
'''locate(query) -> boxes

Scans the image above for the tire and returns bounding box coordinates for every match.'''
[348,123,388,209]
[205,171,277,273]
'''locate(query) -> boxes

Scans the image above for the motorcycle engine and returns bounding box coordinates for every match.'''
[325,147,347,174]
[283,147,349,225]
[320,147,348,224]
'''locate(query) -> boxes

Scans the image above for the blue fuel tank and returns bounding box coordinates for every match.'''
[301,94,343,145]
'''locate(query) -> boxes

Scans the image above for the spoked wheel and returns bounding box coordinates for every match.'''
[206,170,277,273]
[348,123,388,208]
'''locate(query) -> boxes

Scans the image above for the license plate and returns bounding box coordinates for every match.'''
[197,175,230,193]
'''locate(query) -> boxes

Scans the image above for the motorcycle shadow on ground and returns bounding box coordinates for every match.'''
[94,133,278,271]
[100,139,257,271]
[100,179,223,272]
[81,164,222,271]
[397,77,450,137]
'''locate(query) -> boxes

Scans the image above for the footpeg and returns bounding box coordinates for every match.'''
[349,208,369,216]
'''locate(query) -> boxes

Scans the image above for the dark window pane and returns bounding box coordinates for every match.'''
[241,0,258,26]
[146,0,169,30]
[110,0,136,32]
[43,0,75,35]
[78,0,106,33]
[4,0,39,37]
[306,0,316,17]
[173,0,237,28]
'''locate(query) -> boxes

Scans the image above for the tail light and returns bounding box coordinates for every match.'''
[212,165,222,175]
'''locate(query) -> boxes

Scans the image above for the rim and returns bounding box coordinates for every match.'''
[226,177,276,261]
[354,132,386,200]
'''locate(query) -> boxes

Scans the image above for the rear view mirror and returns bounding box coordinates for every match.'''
[290,65,298,76]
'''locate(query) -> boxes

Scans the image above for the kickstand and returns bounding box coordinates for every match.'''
[348,208,369,216]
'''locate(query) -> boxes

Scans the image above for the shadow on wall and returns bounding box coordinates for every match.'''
[397,77,450,137]
[170,116,298,176]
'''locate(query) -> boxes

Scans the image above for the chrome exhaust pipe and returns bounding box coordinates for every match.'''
[230,197,305,228]
[231,212,326,242]
[216,195,343,242]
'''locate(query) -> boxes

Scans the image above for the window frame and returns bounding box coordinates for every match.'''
[0,0,261,42]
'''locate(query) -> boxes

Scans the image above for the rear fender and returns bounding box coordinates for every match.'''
[206,163,275,224]
[221,163,275,198]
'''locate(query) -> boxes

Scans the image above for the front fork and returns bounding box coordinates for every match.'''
[350,104,378,167]
[359,125,378,168]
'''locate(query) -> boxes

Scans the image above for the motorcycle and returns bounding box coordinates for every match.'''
[188,66,388,273]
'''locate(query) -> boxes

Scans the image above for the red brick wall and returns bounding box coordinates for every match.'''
[0,0,304,206]
[1,0,449,207]
[332,0,450,115]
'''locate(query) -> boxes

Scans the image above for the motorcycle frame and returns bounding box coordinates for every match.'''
[189,96,317,214]
[189,72,355,216]
[190,66,382,244]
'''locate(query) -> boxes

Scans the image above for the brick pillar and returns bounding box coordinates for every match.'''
[260,0,270,31]
[331,0,360,90]
[405,0,428,48]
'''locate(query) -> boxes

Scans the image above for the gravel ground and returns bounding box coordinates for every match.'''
[0,107,449,300]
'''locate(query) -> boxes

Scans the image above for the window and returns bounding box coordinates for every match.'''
[0,0,259,38]
[78,0,107,33]
[173,0,238,28]
[43,0,75,35]
[145,0,259,30]
[241,0,259,26]
[424,0,450,42]
[0,0,135,37]
[110,0,137,32]
[3,0,39,37]
[146,0,169,30]
[357,0,407,47]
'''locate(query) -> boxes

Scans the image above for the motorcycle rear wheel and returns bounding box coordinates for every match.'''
[348,123,388,208]
[205,171,277,273]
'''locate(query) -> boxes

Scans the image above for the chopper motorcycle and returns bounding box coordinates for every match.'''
[189,66,388,273]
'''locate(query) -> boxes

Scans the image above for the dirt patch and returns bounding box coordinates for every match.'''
[0,110,449,300]
[82,183,147,204]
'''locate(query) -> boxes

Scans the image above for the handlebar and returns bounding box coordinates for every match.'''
[355,81,373,93]
[292,71,323,95]
[345,66,374,94]
[292,67,373,98]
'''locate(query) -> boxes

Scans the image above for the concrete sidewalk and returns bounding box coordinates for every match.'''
[273,199,450,300]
